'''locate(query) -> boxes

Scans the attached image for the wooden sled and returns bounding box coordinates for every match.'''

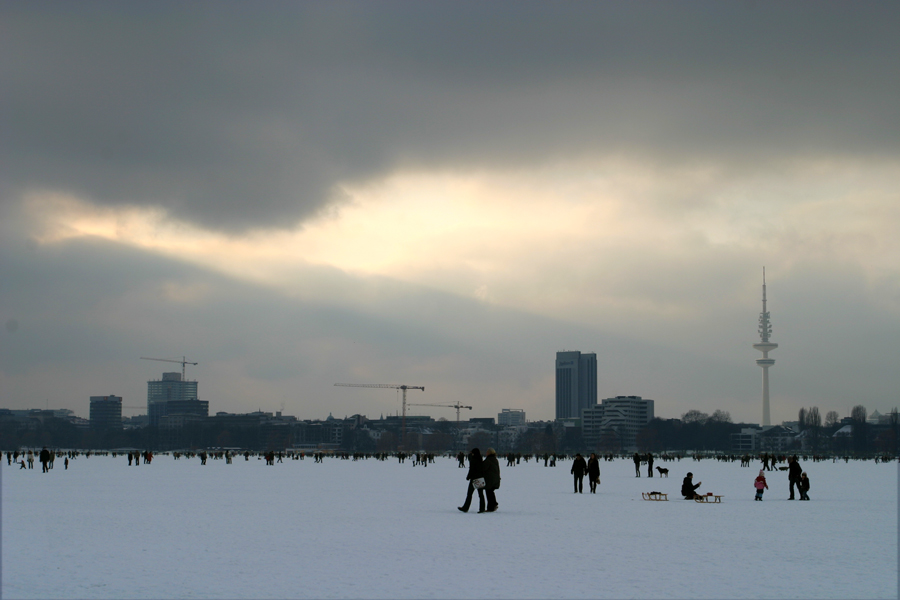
[642,492,668,501]
[694,494,723,503]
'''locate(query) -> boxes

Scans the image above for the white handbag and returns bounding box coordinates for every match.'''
[472,477,486,489]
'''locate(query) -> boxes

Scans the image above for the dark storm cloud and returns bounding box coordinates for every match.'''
[2,2,898,231]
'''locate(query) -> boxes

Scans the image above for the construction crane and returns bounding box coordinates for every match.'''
[140,356,198,379]
[334,383,424,449]
[407,402,472,423]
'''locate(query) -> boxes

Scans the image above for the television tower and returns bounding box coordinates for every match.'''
[753,267,778,427]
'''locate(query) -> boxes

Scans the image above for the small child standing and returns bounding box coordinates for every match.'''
[754,469,768,501]
[799,472,810,500]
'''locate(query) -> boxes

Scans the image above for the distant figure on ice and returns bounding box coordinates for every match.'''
[633,452,641,477]
[457,451,466,468]
[587,453,600,494]
[647,452,654,477]
[788,456,802,500]
[483,448,501,512]
[571,453,587,493]
[39,447,51,473]
[799,472,810,501]
[754,470,768,501]
[458,448,486,513]
[681,472,702,499]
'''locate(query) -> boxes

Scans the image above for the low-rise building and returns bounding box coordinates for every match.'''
[582,396,654,451]
[497,409,526,427]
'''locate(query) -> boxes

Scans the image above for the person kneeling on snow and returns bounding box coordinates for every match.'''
[681,472,702,499]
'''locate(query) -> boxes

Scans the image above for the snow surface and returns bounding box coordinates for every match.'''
[2,454,897,599]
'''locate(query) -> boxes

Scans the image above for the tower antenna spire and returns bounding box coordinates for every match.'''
[753,267,777,426]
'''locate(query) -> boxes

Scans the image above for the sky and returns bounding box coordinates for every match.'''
[1,2,899,424]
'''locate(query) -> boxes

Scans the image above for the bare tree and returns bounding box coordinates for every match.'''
[890,408,899,455]
[825,410,840,429]
[805,407,822,452]
[467,431,493,451]
[709,410,732,423]
[850,405,869,454]
[681,410,709,424]
[798,408,807,432]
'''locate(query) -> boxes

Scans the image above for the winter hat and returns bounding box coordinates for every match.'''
[759,470,764,476]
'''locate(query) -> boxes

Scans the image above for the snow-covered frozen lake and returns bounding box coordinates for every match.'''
[2,453,896,599]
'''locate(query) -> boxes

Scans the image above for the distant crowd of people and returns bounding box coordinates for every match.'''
[6,447,888,507]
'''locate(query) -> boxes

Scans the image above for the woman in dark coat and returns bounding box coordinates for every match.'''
[458,447,486,513]
[587,453,601,494]
[483,448,501,512]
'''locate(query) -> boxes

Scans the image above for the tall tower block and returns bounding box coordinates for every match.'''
[753,268,778,426]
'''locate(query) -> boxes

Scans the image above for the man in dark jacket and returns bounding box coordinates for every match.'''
[483,448,501,512]
[39,447,51,473]
[571,453,587,493]
[788,456,802,500]
[681,472,702,499]
[458,448,486,513]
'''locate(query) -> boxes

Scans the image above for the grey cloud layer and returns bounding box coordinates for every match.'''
[4,2,898,231]
[3,207,896,422]
[1,212,770,420]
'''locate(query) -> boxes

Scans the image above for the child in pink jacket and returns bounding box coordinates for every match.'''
[754,470,769,501]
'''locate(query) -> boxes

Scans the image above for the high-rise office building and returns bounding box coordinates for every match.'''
[555,351,597,420]
[148,372,199,427]
[90,395,123,429]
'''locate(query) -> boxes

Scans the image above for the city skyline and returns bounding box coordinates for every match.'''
[2,4,899,424]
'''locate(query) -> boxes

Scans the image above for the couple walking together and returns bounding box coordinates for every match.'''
[458,447,500,513]
[571,453,601,493]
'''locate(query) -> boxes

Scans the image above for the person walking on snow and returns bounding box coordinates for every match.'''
[799,472,810,501]
[458,448,486,513]
[39,447,51,473]
[483,448,501,512]
[571,453,587,493]
[754,470,768,501]
[587,453,601,493]
[788,456,802,500]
